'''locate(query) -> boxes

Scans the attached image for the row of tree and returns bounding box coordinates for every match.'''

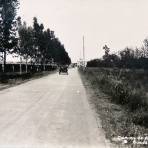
[87,40,148,69]
[17,17,71,65]
[0,0,71,72]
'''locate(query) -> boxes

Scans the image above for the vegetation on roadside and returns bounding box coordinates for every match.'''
[87,43,148,69]
[0,65,57,83]
[0,0,71,73]
[0,70,56,91]
[17,17,71,66]
[0,0,19,67]
[79,68,148,146]
[85,42,148,133]
[84,68,148,127]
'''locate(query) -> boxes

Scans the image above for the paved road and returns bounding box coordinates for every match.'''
[0,68,110,148]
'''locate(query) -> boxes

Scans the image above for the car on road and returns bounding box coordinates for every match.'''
[59,66,68,75]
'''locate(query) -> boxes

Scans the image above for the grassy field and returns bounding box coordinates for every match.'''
[79,67,148,147]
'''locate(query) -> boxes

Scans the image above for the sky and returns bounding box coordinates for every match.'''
[18,0,148,62]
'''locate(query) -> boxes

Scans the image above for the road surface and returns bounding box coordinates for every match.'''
[0,68,110,148]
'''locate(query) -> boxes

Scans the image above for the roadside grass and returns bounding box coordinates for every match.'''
[79,68,148,147]
[0,70,57,90]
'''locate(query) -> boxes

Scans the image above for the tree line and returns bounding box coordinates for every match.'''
[0,0,71,72]
[87,40,148,69]
[17,17,71,65]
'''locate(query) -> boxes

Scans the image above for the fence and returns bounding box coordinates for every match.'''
[0,63,57,73]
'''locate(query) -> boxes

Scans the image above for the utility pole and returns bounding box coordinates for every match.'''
[83,36,85,68]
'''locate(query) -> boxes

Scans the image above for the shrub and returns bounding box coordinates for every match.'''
[128,90,148,111]
[110,81,131,105]
[132,110,148,128]
[81,67,148,128]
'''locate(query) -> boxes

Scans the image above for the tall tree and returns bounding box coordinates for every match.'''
[18,22,34,65]
[33,17,44,64]
[0,0,19,71]
[40,29,53,64]
[17,17,71,66]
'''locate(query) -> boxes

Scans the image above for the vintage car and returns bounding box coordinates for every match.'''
[59,66,68,75]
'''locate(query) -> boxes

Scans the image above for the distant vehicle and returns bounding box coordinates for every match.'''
[70,63,77,68]
[59,65,68,75]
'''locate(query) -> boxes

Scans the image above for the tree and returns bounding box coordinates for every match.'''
[40,29,53,64]
[143,38,148,58]
[51,37,71,65]
[18,17,71,67]
[134,47,142,59]
[0,0,19,72]
[103,45,110,57]
[18,21,35,72]
[33,17,45,64]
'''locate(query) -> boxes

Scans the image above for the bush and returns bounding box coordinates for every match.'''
[128,90,148,111]
[132,110,148,128]
[81,67,148,128]
[110,81,131,105]
[99,75,109,88]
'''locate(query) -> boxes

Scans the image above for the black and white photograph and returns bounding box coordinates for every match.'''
[0,0,148,147]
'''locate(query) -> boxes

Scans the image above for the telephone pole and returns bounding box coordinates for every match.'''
[83,36,85,67]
